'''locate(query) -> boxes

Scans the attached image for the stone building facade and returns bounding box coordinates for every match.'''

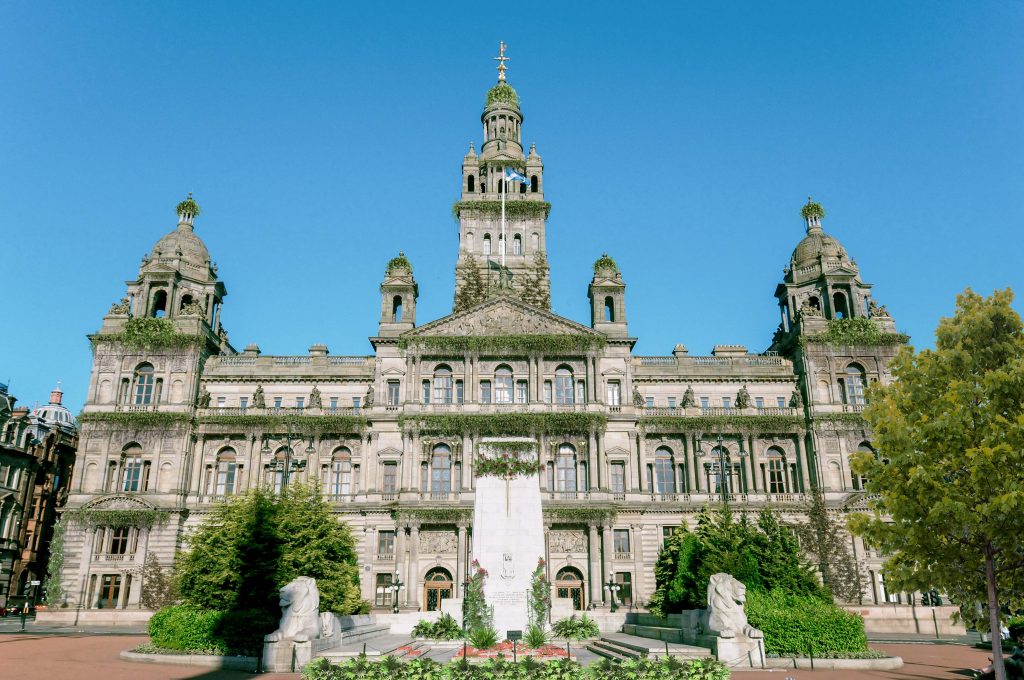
[58,67,907,613]
[0,383,78,607]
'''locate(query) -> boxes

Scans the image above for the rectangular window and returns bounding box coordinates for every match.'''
[575,380,586,404]
[109,527,131,555]
[99,574,122,609]
[239,397,248,411]
[515,380,528,404]
[387,381,400,406]
[544,381,552,404]
[610,462,626,494]
[667,397,676,409]
[496,374,513,404]
[755,397,764,410]
[296,397,304,410]
[215,461,236,495]
[645,397,654,408]
[613,528,630,554]
[122,457,144,492]
[433,374,453,404]
[662,526,679,546]
[216,396,226,408]
[777,397,787,408]
[328,460,352,495]
[375,573,394,607]
[377,530,396,556]
[456,380,464,404]
[655,457,676,495]
[615,572,633,606]
[555,374,574,404]
[700,397,709,409]
[422,380,430,404]
[353,396,361,411]
[274,397,282,409]
[606,381,620,406]
[722,397,731,410]
[330,396,338,409]
[382,463,397,494]
[480,381,492,404]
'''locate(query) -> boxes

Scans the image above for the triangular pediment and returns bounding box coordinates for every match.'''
[406,296,601,339]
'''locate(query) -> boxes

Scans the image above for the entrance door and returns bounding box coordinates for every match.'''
[555,568,585,610]
[423,568,453,612]
[99,574,121,609]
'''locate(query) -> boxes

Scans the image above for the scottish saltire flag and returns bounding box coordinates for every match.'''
[505,168,529,184]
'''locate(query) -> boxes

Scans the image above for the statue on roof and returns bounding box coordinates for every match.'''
[108,297,130,315]
[632,385,645,409]
[308,386,322,410]
[252,385,266,409]
[735,385,751,410]
[868,299,891,318]
[681,385,697,409]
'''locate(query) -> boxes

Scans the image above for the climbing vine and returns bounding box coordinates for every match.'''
[400,334,605,354]
[199,414,367,434]
[387,254,412,274]
[392,507,472,524]
[814,413,869,426]
[42,516,66,605]
[802,318,909,348]
[78,411,193,429]
[639,414,805,434]
[543,507,617,524]
[91,317,204,351]
[452,200,551,220]
[65,508,171,529]
[593,254,619,275]
[400,413,606,437]
[475,452,541,478]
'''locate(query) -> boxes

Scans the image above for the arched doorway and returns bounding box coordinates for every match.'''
[555,567,585,611]
[423,567,453,612]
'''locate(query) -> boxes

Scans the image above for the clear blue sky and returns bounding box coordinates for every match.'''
[2,1,1022,412]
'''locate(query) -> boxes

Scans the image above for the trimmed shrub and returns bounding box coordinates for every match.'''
[746,590,867,656]
[411,613,463,641]
[147,605,276,655]
[551,614,600,640]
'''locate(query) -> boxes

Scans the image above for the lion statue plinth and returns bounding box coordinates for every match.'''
[265,576,323,643]
[704,573,763,640]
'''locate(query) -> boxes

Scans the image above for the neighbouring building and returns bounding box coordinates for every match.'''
[57,55,910,614]
[0,382,78,607]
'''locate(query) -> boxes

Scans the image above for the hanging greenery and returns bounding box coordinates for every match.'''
[78,411,193,429]
[801,200,825,221]
[452,200,551,220]
[42,516,66,605]
[528,558,551,629]
[400,413,606,437]
[176,196,201,218]
[593,254,619,275]
[92,317,205,351]
[65,508,171,529]
[387,253,412,274]
[814,413,869,426]
[475,452,541,478]
[802,318,909,347]
[543,507,617,524]
[391,507,473,524]
[483,158,527,169]
[639,414,805,434]
[400,334,605,354]
[199,414,367,434]
[486,83,520,107]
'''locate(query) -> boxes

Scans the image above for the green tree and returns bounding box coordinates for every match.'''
[276,482,363,614]
[454,255,488,312]
[519,251,551,309]
[751,508,825,599]
[140,551,178,609]
[850,289,1024,680]
[795,489,864,602]
[695,506,761,591]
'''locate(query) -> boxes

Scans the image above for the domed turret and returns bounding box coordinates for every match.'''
[790,199,851,272]
[151,193,212,272]
[30,381,75,430]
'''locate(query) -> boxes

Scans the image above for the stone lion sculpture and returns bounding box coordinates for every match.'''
[265,576,322,643]
[705,573,763,640]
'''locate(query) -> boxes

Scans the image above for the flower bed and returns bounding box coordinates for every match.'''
[454,640,569,660]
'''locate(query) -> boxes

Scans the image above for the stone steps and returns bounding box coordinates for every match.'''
[586,638,642,661]
[336,623,391,645]
[597,633,712,660]
[621,623,685,643]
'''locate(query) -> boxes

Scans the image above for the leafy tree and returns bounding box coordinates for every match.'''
[795,489,864,602]
[695,506,761,591]
[850,289,1024,680]
[141,551,178,609]
[276,482,363,614]
[454,255,488,312]
[751,508,825,599]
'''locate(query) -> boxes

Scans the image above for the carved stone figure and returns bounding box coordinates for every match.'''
[412,299,585,337]
[419,530,457,554]
[798,299,822,319]
[704,573,763,640]
[108,297,130,315]
[252,385,266,409]
[308,386,322,409]
[500,552,515,580]
[868,299,891,317]
[265,576,322,643]
[681,385,697,408]
[789,389,803,409]
[632,385,645,408]
[180,301,205,317]
[197,388,211,408]
[735,385,751,410]
[548,530,587,553]
[364,384,374,407]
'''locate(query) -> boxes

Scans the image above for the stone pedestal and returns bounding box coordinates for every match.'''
[471,438,545,638]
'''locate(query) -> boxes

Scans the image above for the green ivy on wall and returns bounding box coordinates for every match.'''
[399,334,606,355]
[391,507,473,524]
[543,507,617,524]
[814,413,869,426]
[400,413,606,437]
[91,317,205,351]
[802,318,909,347]
[66,508,171,529]
[452,200,551,221]
[475,453,541,478]
[483,158,527,169]
[639,414,805,434]
[42,516,66,605]
[78,411,193,429]
[199,414,367,434]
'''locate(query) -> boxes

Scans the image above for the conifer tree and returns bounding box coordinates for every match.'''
[141,551,178,609]
[454,255,488,312]
[752,508,825,598]
[519,251,551,309]
[795,489,864,603]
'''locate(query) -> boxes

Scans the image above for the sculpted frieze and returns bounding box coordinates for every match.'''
[418,530,457,554]
[548,529,587,554]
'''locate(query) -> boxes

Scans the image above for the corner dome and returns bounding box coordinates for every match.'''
[32,404,75,428]
[791,231,849,269]
[151,195,211,270]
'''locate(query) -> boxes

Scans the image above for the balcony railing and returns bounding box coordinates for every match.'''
[614,552,633,561]
[95,553,131,562]
[843,403,866,413]
[376,553,395,561]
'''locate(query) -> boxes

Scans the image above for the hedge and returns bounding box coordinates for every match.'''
[148,605,277,656]
[1009,616,1024,644]
[745,590,867,656]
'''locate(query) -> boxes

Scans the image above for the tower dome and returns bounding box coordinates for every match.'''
[31,382,75,429]
[151,194,212,272]
[789,199,853,273]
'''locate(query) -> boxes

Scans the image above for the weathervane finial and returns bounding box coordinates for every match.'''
[494,41,509,81]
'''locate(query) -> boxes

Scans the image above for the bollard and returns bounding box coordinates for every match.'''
[665,640,670,658]
[513,640,517,663]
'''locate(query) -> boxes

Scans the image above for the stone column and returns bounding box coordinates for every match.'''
[587,432,598,491]
[461,434,472,491]
[395,525,407,607]
[587,523,602,607]
[795,432,811,493]
[408,523,421,609]
[631,524,645,605]
[629,431,641,491]
[691,434,703,492]
[747,435,759,493]
[456,523,468,594]
[600,524,614,606]
[361,525,375,603]
[636,434,647,493]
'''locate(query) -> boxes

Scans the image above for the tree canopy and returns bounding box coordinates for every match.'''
[851,289,1024,679]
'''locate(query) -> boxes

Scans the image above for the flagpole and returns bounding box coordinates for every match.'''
[500,166,506,271]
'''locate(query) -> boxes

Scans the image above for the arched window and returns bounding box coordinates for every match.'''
[766,447,787,493]
[852,442,873,490]
[843,363,866,406]
[604,296,615,322]
[495,365,513,404]
[327,447,352,496]
[513,234,522,255]
[808,296,820,311]
[392,296,403,322]
[498,179,505,194]
[483,235,492,256]
[269,448,288,494]
[519,180,526,194]
[424,567,453,611]
[151,290,167,318]
[531,233,539,250]
[708,446,731,494]
[654,447,676,495]
[833,292,849,319]
[530,175,539,193]
[498,235,506,256]
[827,461,843,490]
[430,444,451,496]
[133,364,155,405]
[433,365,453,404]
[179,293,194,311]
[467,174,475,192]
[555,567,585,610]
[556,443,577,494]
[215,449,237,495]
[121,444,148,492]
[555,366,574,405]
[466,232,474,251]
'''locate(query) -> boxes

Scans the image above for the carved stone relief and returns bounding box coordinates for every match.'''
[548,530,587,553]
[418,531,457,554]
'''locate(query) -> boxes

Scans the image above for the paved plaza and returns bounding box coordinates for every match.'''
[0,630,1000,680]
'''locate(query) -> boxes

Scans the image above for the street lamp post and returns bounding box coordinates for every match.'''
[696,433,748,505]
[391,571,404,614]
[261,419,308,491]
[603,577,621,613]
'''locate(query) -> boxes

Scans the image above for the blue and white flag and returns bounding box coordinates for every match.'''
[505,168,529,184]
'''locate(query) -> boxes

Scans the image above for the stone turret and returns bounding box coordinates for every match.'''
[378,252,418,336]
